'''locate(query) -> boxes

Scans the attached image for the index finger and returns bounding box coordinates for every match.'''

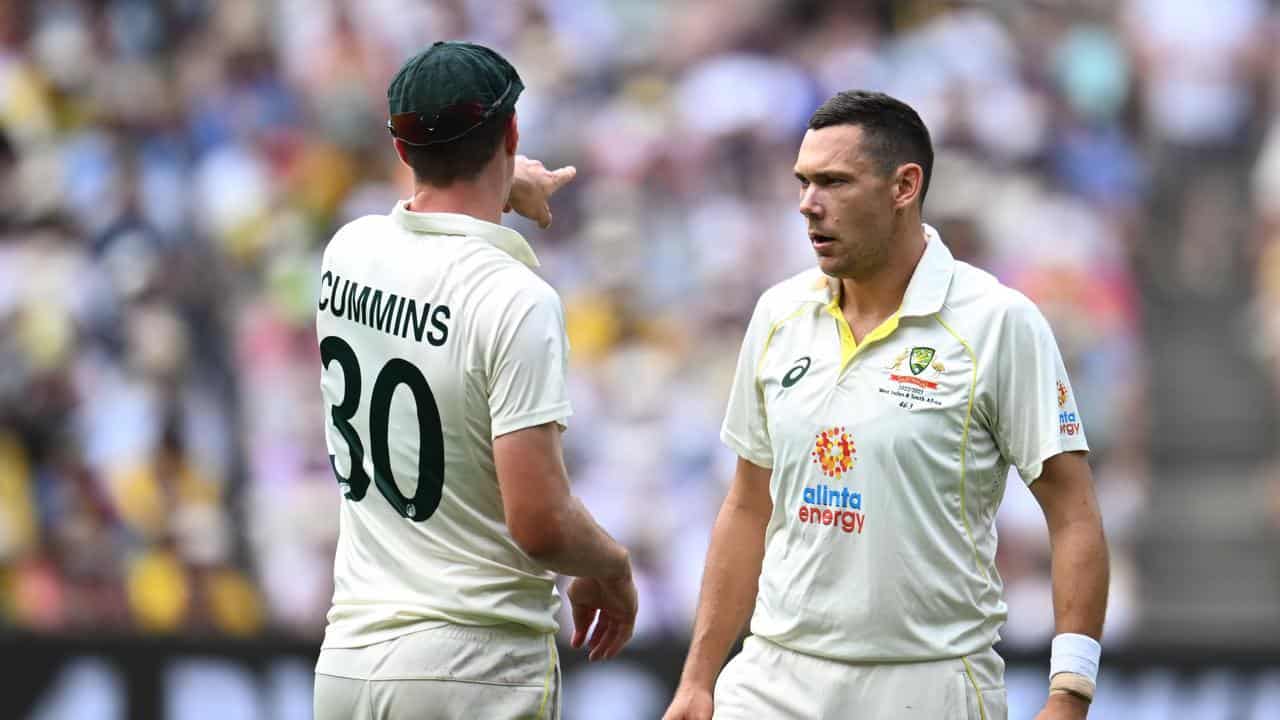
[546,165,577,193]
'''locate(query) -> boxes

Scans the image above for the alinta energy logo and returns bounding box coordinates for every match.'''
[1057,380,1081,436]
[811,426,855,478]
[801,426,866,535]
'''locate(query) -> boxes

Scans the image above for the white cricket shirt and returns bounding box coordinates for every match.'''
[316,203,572,649]
[722,225,1089,663]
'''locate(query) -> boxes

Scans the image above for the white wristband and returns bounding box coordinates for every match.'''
[1049,633,1101,684]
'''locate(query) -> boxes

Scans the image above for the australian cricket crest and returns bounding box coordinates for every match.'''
[909,346,935,375]
[881,345,949,409]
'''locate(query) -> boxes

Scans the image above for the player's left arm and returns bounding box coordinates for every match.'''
[1029,450,1110,719]
[505,155,575,228]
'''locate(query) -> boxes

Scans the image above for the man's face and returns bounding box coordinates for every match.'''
[794,124,899,280]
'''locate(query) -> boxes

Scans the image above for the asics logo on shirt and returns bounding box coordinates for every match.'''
[782,356,812,388]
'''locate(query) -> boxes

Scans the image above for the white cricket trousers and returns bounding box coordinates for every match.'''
[314,623,561,720]
[713,635,1007,719]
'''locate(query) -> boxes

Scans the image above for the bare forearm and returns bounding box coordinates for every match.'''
[1049,518,1109,638]
[679,501,768,690]
[526,497,630,579]
[496,425,629,580]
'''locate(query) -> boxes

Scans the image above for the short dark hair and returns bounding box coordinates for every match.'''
[401,111,511,187]
[808,91,933,205]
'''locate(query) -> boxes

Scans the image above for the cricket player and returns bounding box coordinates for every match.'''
[663,91,1109,720]
[313,42,636,720]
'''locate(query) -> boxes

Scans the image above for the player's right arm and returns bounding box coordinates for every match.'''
[663,456,772,720]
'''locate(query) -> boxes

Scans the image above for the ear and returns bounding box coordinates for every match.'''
[504,113,519,156]
[893,163,924,210]
[392,137,412,167]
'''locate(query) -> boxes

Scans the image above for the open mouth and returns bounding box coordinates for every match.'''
[809,232,837,248]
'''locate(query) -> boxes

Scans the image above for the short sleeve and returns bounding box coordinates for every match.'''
[488,287,573,438]
[720,296,774,468]
[993,296,1089,485]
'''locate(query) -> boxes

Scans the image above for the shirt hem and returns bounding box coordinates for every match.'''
[720,428,773,469]
[491,403,573,439]
[754,632,997,666]
[322,616,558,650]
[1020,438,1090,486]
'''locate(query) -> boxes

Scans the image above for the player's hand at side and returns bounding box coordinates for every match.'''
[566,572,637,662]
[661,684,714,720]
[1033,692,1090,720]
[505,155,576,229]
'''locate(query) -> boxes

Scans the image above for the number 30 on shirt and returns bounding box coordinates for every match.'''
[320,335,445,522]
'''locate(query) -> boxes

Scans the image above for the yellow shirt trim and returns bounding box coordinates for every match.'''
[824,296,902,373]
[536,633,557,718]
[961,656,990,720]
[756,305,812,379]
[934,315,987,582]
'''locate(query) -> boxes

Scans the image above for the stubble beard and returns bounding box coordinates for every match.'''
[820,235,890,282]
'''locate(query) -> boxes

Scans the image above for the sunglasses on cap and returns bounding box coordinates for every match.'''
[387,80,515,147]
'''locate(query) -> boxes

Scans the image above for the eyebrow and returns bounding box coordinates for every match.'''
[795,170,851,182]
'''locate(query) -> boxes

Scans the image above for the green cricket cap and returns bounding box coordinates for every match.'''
[386,41,524,146]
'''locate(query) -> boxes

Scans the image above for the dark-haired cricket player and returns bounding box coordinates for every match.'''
[664,91,1109,720]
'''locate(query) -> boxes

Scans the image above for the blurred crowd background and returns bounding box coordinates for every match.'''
[2,0,1280,717]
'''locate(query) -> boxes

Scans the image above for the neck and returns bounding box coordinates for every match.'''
[406,166,509,225]
[838,216,927,320]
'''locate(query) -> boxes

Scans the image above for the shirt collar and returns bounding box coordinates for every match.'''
[811,223,955,317]
[390,202,540,269]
